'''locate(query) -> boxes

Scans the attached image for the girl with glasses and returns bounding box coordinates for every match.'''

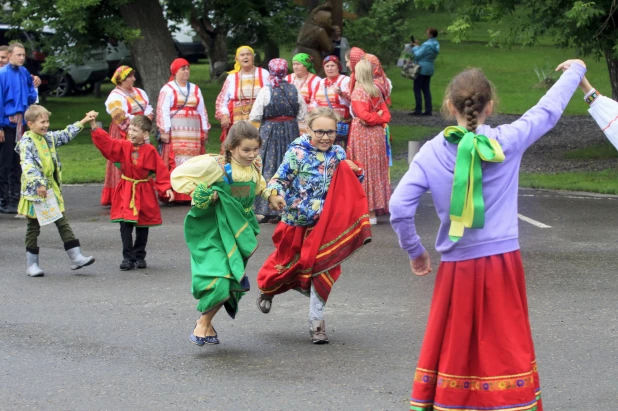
[256,107,371,344]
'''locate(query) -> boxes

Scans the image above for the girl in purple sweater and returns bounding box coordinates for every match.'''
[390,59,586,411]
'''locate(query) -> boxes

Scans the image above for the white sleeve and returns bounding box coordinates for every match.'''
[249,87,270,122]
[105,91,129,116]
[261,68,272,86]
[216,76,233,117]
[155,86,173,133]
[196,87,210,131]
[297,91,307,122]
[589,95,618,150]
[141,89,153,116]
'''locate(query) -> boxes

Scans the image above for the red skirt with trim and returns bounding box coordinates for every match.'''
[257,161,372,302]
[410,251,543,411]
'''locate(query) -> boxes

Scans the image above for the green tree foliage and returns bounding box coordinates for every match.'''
[415,0,618,98]
[2,0,138,73]
[343,0,410,67]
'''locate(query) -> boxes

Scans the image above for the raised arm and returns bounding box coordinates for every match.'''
[51,122,84,147]
[496,61,586,153]
[91,127,128,162]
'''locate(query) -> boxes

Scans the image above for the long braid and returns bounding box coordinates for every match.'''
[464,93,479,132]
[225,149,232,164]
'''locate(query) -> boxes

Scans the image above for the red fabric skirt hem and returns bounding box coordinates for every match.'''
[410,251,543,411]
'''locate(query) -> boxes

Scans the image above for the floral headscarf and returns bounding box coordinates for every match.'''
[348,47,366,95]
[111,65,133,85]
[169,58,190,81]
[364,53,391,105]
[292,53,316,74]
[229,45,255,74]
[268,58,288,87]
[322,55,342,72]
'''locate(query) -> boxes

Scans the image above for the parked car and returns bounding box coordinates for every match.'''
[105,22,206,78]
[0,24,108,97]
[49,48,108,97]
[172,23,206,63]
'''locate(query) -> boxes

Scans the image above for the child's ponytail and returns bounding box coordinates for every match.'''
[441,69,496,131]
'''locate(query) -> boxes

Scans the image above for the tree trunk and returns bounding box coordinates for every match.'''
[190,16,229,81]
[331,0,343,29]
[604,48,618,101]
[118,0,178,107]
[263,41,280,68]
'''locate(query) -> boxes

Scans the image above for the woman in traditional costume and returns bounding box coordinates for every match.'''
[215,46,270,147]
[346,59,391,225]
[171,121,270,346]
[310,56,351,149]
[286,53,321,134]
[249,58,306,224]
[390,60,587,411]
[101,66,153,206]
[256,107,371,344]
[156,58,210,203]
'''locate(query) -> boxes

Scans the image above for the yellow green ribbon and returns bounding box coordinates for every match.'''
[121,174,149,216]
[443,126,506,242]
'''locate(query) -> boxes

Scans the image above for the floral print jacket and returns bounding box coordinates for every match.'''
[267,135,364,226]
[16,122,84,201]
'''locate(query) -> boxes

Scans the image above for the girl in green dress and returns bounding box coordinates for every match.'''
[171,121,270,346]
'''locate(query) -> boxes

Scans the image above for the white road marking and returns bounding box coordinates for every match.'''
[518,214,551,228]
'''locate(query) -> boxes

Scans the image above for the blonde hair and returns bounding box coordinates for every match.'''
[8,42,25,53]
[305,107,340,129]
[223,121,262,164]
[354,59,380,98]
[25,105,52,123]
[130,115,152,133]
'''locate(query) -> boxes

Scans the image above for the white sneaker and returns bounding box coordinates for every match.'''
[369,217,377,225]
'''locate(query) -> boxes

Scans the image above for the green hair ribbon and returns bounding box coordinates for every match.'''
[443,126,506,242]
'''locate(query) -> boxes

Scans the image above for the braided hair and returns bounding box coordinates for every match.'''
[222,121,261,164]
[441,68,496,132]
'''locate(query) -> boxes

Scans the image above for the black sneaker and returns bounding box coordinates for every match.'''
[119,259,136,271]
[136,260,147,269]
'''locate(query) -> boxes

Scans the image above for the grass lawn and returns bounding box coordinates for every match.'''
[43,7,617,191]
[520,169,618,195]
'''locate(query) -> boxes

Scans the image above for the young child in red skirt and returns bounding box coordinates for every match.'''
[390,59,587,411]
[90,114,174,271]
[256,107,371,344]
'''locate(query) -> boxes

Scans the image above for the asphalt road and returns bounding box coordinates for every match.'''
[0,185,616,410]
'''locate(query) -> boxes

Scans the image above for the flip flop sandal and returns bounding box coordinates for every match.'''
[256,293,272,314]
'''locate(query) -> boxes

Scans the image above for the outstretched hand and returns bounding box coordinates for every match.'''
[555,59,586,72]
[410,251,432,276]
[81,111,99,127]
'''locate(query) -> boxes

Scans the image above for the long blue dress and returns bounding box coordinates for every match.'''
[254,82,300,218]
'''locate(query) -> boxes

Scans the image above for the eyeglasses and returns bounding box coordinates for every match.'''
[311,129,337,139]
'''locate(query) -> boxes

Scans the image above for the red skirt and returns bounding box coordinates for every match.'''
[257,161,372,302]
[410,251,542,411]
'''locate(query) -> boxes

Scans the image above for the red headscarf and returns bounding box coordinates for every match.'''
[364,54,391,105]
[348,47,366,96]
[268,58,288,88]
[169,58,190,82]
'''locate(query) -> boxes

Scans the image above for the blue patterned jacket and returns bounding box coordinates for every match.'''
[267,135,363,226]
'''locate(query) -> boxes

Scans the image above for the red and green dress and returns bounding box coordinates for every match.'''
[171,155,268,317]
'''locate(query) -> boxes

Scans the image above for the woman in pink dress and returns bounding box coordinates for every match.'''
[346,59,391,225]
